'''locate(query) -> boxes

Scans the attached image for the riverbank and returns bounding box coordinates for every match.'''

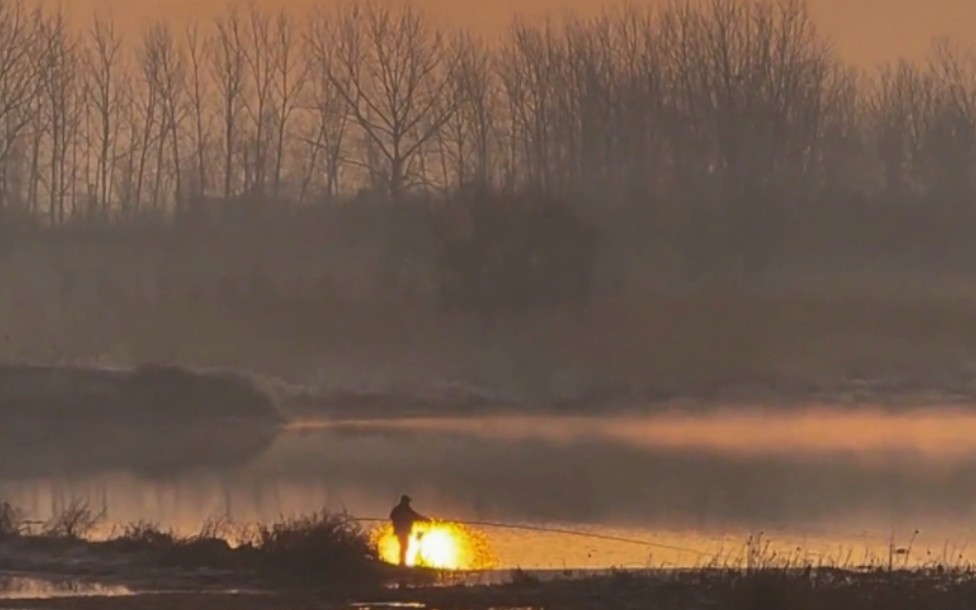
[0,509,402,595]
[0,364,281,478]
[0,568,973,610]
[0,363,280,422]
[277,376,976,420]
[0,504,971,609]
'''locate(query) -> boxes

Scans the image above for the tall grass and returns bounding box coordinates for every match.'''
[255,510,378,583]
[0,502,385,589]
[0,501,21,538]
[41,499,105,539]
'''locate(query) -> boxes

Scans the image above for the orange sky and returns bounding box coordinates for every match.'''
[42,0,976,67]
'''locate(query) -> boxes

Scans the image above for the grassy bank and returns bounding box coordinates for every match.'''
[0,502,395,593]
[3,502,976,608]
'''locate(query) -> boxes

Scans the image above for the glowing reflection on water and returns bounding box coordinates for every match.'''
[372,521,494,569]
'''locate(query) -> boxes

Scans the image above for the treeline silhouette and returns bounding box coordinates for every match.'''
[4,1,976,273]
[1,0,976,400]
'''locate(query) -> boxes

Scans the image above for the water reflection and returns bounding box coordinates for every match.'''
[4,410,976,568]
[0,575,132,599]
[0,417,277,479]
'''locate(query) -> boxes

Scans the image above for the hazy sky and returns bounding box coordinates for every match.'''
[44,0,976,67]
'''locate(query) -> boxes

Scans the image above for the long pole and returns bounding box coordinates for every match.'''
[353,516,712,559]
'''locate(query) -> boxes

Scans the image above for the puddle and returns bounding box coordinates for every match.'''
[349,602,427,610]
[0,575,133,599]
[349,605,537,610]
[351,604,543,610]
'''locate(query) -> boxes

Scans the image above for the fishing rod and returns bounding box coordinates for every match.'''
[353,516,713,559]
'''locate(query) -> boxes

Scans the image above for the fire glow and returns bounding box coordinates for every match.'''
[374,521,492,570]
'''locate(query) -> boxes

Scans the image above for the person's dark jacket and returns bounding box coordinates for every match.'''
[390,502,428,535]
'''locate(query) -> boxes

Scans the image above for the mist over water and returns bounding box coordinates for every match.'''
[306,408,976,460]
[5,408,976,568]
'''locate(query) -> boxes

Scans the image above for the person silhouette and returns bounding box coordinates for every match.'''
[389,494,430,566]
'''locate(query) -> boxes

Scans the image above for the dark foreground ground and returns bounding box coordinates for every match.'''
[1,506,972,609]
[1,568,975,610]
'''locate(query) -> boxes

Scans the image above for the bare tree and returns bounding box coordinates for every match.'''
[38,10,81,224]
[210,8,247,200]
[145,23,186,209]
[325,2,457,199]
[243,3,274,196]
[608,7,668,205]
[868,60,934,199]
[26,76,47,218]
[922,40,976,206]
[0,0,41,213]
[113,74,141,217]
[497,20,564,193]
[303,9,351,201]
[561,15,618,195]
[436,32,496,192]
[133,24,162,213]
[812,65,867,197]
[84,13,126,216]
[269,9,303,198]
[185,21,211,200]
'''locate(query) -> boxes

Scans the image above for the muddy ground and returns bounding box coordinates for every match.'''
[1,568,975,610]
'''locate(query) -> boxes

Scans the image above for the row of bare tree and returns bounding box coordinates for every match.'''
[1,0,976,226]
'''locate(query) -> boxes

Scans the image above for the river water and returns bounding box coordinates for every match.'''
[4,408,976,570]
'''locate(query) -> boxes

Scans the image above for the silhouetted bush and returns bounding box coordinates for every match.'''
[256,510,378,584]
[105,521,177,552]
[122,365,280,421]
[0,501,21,538]
[42,499,103,540]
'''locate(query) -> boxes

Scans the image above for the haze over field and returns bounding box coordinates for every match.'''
[0,0,975,406]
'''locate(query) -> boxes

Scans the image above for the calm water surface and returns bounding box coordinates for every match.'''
[5,409,976,569]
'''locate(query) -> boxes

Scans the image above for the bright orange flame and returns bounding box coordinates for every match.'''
[373,521,493,570]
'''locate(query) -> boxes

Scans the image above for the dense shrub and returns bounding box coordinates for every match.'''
[256,510,378,584]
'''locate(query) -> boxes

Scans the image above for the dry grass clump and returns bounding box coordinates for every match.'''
[0,501,383,590]
[0,501,21,539]
[41,499,105,539]
[255,510,379,584]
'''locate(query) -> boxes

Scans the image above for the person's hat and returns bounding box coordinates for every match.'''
[400,494,412,503]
